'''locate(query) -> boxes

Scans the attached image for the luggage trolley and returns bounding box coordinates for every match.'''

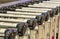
[14,8,52,39]
[5,7,55,39]
[0,13,36,39]
[0,28,18,39]
[4,8,53,39]
[0,3,57,39]
[0,7,49,39]
[5,11,46,39]
[41,3,59,39]
[0,5,51,39]
[40,2,60,39]
[0,11,42,39]
[13,6,56,39]
[0,0,32,39]
[43,1,60,39]
[27,4,59,39]
[27,3,59,39]
[0,21,30,39]
[0,22,29,39]
[0,12,40,39]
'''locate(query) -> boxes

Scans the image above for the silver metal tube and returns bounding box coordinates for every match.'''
[43,1,60,4]
[0,18,29,23]
[7,11,42,15]
[15,8,51,12]
[0,29,6,37]
[28,3,59,8]
[0,13,36,19]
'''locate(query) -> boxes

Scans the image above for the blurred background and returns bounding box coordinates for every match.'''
[0,0,17,4]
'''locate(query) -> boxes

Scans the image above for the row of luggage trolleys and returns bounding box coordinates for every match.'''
[0,1,59,39]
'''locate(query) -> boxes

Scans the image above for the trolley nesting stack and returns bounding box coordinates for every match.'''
[0,0,59,39]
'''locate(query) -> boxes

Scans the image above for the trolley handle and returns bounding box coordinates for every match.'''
[27,18,38,30]
[16,22,28,36]
[4,29,17,39]
[49,9,55,17]
[36,15,43,25]
[55,6,60,15]
[42,12,49,21]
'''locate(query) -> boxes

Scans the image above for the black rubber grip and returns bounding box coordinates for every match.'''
[55,7,59,15]
[17,22,28,36]
[4,29,16,39]
[42,12,49,21]
[36,15,43,25]
[27,18,37,30]
[50,9,55,17]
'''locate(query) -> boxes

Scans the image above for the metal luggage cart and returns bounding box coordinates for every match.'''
[38,2,60,39]
[2,7,54,39]
[4,8,53,39]
[0,28,18,39]
[0,22,30,39]
[0,12,40,39]
[11,7,54,39]
[42,2,60,39]
[27,3,59,39]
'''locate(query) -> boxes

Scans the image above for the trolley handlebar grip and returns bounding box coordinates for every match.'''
[4,29,17,39]
[16,22,28,36]
[49,9,55,17]
[42,12,49,21]
[36,15,43,25]
[27,18,38,30]
[55,7,60,15]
